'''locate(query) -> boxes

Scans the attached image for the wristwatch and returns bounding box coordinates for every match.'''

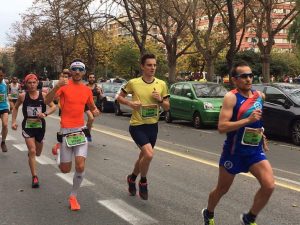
[44,113,48,117]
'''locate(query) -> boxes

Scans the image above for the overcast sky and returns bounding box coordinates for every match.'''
[0,0,33,47]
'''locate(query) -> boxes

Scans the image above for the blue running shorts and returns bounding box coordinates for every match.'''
[219,150,267,175]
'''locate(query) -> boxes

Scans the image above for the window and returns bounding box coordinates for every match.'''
[265,87,286,105]
[172,84,183,96]
[181,84,192,97]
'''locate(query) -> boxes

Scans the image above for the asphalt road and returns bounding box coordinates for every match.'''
[0,112,299,225]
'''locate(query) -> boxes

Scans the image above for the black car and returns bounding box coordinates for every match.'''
[252,83,300,145]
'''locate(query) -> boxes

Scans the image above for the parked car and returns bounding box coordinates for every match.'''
[252,83,300,145]
[114,86,133,116]
[166,81,227,128]
[98,82,122,112]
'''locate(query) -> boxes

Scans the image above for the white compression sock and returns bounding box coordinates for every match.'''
[70,171,85,197]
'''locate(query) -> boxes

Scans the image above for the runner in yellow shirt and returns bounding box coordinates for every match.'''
[117,53,170,200]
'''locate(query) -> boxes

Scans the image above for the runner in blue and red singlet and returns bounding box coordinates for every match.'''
[201,61,274,225]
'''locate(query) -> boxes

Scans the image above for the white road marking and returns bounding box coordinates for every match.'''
[164,123,214,134]
[158,139,220,156]
[5,134,17,141]
[194,129,214,134]
[274,176,300,186]
[13,144,28,152]
[36,155,56,165]
[98,199,158,225]
[56,172,94,187]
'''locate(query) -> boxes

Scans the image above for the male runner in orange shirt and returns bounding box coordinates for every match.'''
[45,60,100,211]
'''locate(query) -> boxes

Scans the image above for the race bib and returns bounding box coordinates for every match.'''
[25,118,42,129]
[140,104,159,119]
[27,106,42,117]
[11,93,18,99]
[0,94,6,102]
[241,127,263,146]
[65,132,87,147]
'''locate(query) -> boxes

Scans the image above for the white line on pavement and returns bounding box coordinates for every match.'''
[13,144,28,152]
[36,155,56,165]
[98,199,158,225]
[274,176,300,186]
[56,172,95,187]
[5,134,17,141]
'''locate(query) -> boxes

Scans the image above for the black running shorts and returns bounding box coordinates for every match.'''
[129,123,158,149]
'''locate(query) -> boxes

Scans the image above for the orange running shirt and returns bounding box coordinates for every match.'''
[56,80,93,128]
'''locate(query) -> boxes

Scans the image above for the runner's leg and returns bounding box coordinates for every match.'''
[35,140,43,157]
[71,156,86,197]
[207,166,235,212]
[1,112,8,142]
[248,160,275,215]
[139,143,153,177]
[25,137,38,176]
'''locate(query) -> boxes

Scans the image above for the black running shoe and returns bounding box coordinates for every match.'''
[32,176,39,188]
[1,142,7,152]
[139,181,148,200]
[201,208,215,225]
[240,213,257,225]
[127,175,136,196]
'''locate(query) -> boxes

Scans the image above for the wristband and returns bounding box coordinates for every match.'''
[44,113,48,117]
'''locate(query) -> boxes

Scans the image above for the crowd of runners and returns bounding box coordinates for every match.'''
[0,53,274,225]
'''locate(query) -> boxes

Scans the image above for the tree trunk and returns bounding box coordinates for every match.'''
[261,53,270,83]
[206,58,214,82]
[168,57,177,84]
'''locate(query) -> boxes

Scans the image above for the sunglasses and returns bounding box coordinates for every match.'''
[71,67,85,72]
[236,73,254,79]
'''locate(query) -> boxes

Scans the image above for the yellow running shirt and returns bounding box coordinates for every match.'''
[122,77,169,126]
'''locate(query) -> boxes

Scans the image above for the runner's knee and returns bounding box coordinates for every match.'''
[28,147,36,156]
[2,123,8,130]
[261,178,275,193]
[75,165,85,173]
[143,151,153,161]
[215,183,231,195]
[60,166,71,173]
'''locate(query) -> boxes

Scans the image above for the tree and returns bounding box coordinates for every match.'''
[187,0,229,81]
[288,12,300,50]
[67,0,107,72]
[110,0,150,56]
[249,0,300,82]
[147,0,194,83]
[112,41,140,78]
[13,26,58,78]
[211,0,251,74]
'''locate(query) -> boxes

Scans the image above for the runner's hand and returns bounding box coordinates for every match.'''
[262,134,269,152]
[56,77,68,88]
[152,90,162,102]
[92,108,100,117]
[37,112,46,119]
[12,123,18,130]
[130,101,141,111]
[248,109,262,123]
[96,86,101,94]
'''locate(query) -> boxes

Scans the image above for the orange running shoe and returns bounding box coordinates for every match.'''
[69,195,80,211]
[52,143,60,155]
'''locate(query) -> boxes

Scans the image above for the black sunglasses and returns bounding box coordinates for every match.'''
[71,67,85,72]
[236,73,254,79]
